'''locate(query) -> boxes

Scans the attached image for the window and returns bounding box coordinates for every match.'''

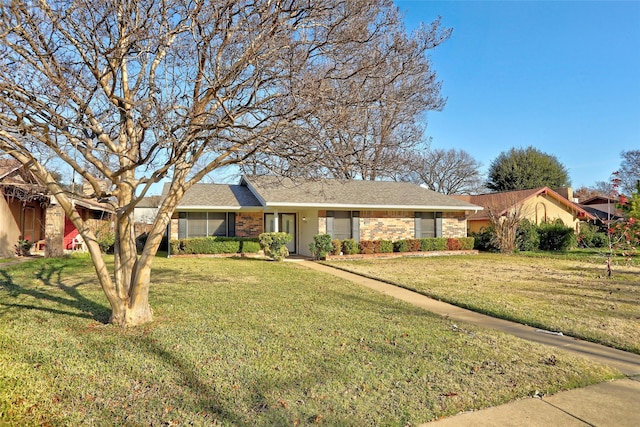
[326,211,359,241]
[415,212,442,238]
[178,212,236,238]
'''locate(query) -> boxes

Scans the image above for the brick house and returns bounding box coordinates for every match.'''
[167,176,482,257]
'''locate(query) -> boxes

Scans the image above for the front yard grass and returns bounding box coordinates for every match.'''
[1,255,621,426]
[325,253,640,354]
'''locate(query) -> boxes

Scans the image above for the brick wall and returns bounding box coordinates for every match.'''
[359,211,414,241]
[235,212,263,237]
[442,212,467,238]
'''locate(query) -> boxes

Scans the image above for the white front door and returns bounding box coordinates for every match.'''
[265,213,296,253]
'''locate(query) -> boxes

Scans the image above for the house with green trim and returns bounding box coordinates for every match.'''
[166,176,482,257]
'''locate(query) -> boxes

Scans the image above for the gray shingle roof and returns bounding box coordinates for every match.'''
[164,183,262,208]
[242,175,481,210]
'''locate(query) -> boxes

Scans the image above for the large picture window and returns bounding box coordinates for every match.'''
[178,212,236,239]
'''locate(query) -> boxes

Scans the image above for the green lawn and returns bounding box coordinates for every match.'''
[325,253,640,354]
[0,255,621,426]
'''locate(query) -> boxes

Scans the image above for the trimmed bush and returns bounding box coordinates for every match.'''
[446,238,461,251]
[516,219,540,252]
[379,240,393,253]
[169,237,260,255]
[457,237,475,250]
[406,239,421,252]
[358,240,377,254]
[331,239,342,255]
[259,232,292,261]
[309,234,334,260]
[239,239,261,253]
[538,223,576,251]
[420,237,447,251]
[393,240,408,253]
[342,239,359,255]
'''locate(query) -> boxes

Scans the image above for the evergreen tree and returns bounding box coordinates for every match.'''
[487,146,570,191]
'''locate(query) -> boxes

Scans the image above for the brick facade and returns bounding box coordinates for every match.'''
[318,210,469,241]
[360,211,414,241]
[442,212,467,238]
[235,212,263,237]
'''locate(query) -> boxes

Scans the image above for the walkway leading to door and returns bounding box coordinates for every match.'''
[299,260,640,426]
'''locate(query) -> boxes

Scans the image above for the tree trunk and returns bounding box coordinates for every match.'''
[109,298,153,327]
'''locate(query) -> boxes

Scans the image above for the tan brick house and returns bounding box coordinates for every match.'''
[168,176,482,257]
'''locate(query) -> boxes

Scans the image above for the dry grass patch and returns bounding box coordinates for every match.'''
[326,253,640,354]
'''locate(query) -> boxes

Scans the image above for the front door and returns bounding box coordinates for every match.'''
[265,213,296,254]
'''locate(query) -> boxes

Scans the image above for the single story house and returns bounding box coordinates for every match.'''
[0,158,49,257]
[167,175,483,257]
[0,158,113,257]
[453,187,595,234]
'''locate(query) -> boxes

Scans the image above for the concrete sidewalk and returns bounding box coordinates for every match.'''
[299,261,640,426]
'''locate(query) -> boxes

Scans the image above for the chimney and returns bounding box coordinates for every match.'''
[555,187,574,202]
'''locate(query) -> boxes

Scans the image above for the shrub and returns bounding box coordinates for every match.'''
[342,239,359,255]
[259,232,292,261]
[457,237,475,250]
[420,237,447,251]
[446,238,462,251]
[406,239,421,252]
[309,234,334,260]
[577,224,608,249]
[169,239,183,254]
[331,239,342,255]
[379,240,393,253]
[95,223,116,253]
[393,240,408,253]
[538,223,576,251]
[516,219,540,252]
[239,239,261,253]
[358,240,377,254]
[471,228,498,252]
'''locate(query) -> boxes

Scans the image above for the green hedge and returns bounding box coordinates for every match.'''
[420,237,447,251]
[170,237,261,255]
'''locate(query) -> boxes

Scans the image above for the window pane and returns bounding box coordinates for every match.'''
[188,212,207,238]
[208,212,227,236]
[420,212,435,238]
[333,211,351,240]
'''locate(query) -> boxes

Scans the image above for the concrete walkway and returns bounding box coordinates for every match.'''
[299,261,640,426]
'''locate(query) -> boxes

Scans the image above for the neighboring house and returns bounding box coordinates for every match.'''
[579,195,624,224]
[166,175,483,257]
[0,158,113,257]
[134,196,162,224]
[0,158,49,257]
[454,187,595,234]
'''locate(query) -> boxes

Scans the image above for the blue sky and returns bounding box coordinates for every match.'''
[396,0,640,189]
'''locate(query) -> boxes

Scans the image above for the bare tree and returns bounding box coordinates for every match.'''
[486,198,529,253]
[0,0,449,326]
[400,148,484,194]
[619,150,640,196]
[240,16,451,180]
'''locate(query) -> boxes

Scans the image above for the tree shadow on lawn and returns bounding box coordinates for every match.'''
[0,264,111,323]
[133,334,338,425]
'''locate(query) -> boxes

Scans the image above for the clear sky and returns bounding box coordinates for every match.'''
[395,0,640,189]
